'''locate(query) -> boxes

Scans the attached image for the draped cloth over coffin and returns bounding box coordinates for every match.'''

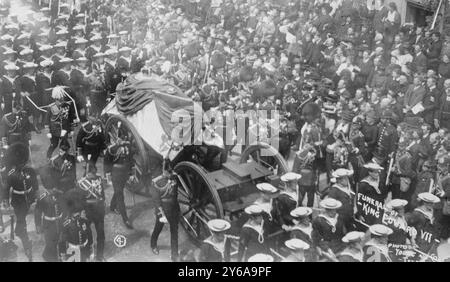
[103,74,203,158]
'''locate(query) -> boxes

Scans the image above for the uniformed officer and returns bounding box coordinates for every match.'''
[59,189,93,262]
[18,62,41,132]
[2,143,38,261]
[312,198,345,262]
[76,116,105,169]
[77,165,106,261]
[0,102,32,146]
[34,187,64,262]
[199,219,232,262]
[363,224,393,262]
[49,139,76,193]
[0,63,20,116]
[337,231,365,262]
[150,158,180,261]
[282,238,310,262]
[104,137,134,229]
[45,86,74,159]
[237,205,268,262]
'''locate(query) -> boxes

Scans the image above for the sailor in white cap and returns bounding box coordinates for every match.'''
[106,34,120,51]
[406,193,441,255]
[15,33,32,53]
[247,253,274,262]
[384,199,415,246]
[52,41,68,70]
[2,48,17,68]
[283,206,316,261]
[86,35,104,61]
[312,198,345,261]
[1,64,20,114]
[254,182,279,222]
[363,224,393,262]
[51,57,73,87]
[283,238,310,262]
[337,231,365,262]
[72,38,89,60]
[237,205,268,262]
[199,219,232,262]
[37,45,54,66]
[273,173,302,228]
[324,168,355,230]
[356,162,387,226]
[36,60,54,107]
[18,48,35,68]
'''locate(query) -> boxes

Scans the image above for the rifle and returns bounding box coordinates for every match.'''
[385,153,395,186]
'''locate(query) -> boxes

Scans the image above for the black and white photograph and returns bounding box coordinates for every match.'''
[0,0,449,264]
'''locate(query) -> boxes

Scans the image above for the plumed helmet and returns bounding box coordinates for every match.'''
[5,142,29,168]
[52,86,68,100]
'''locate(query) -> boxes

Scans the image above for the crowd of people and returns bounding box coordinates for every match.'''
[0,0,449,262]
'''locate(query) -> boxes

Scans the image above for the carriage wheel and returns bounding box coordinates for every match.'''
[105,115,149,195]
[174,161,224,246]
[239,142,289,176]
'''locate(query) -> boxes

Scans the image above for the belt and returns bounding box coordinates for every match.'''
[44,214,62,221]
[11,188,32,195]
[84,141,97,146]
[86,198,103,204]
[68,240,88,249]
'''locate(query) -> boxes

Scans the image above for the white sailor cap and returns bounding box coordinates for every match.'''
[19,48,34,56]
[290,207,312,218]
[40,60,54,68]
[280,172,301,182]
[256,182,278,194]
[91,21,102,26]
[39,45,53,52]
[285,239,310,251]
[363,162,384,171]
[56,29,69,35]
[40,7,50,12]
[75,38,88,44]
[386,199,408,210]
[59,57,73,63]
[17,33,31,40]
[54,41,67,48]
[5,23,19,30]
[4,64,19,71]
[75,13,85,19]
[105,48,118,56]
[418,192,440,204]
[90,34,103,42]
[107,34,120,39]
[76,57,88,62]
[319,198,342,210]
[73,25,85,31]
[247,254,274,262]
[331,168,354,179]
[119,46,132,53]
[342,231,365,243]
[0,34,14,41]
[369,224,393,236]
[119,30,128,35]
[93,52,105,58]
[207,219,231,232]
[244,205,264,216]
[57,14,69,20]
[22,62,38,69]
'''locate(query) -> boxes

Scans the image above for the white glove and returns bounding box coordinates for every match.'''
[77,155,84,163]
[61,130,67,137]
[46,133,52,139]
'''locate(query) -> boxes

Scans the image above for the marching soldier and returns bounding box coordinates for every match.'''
[312,198,345,262]
[59,189,93,262]
[0,63,20,116]
[18,62,41,132]
[71,38,89,61]
[0,102,32,147]
[363,224,393,262]
[292,143,317,208]
[77,165,106,261]
[337,231,365,262]
[104,137,134,229]
[1,48,18,75]
[36,45,54,66]
[34,186,64,262]
[51,41,68,71]
[150,154,180,261]
[2,143,38,261]
[199,219,232,262]
[76,116,105,169]
[237,205,268,262]
[49,139,76,193]
[51,57,73,87]
[86,35,104,62]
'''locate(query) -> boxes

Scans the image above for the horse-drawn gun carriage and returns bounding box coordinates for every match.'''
[101,73,289,245]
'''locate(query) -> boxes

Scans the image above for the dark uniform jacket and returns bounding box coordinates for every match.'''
[60,213,93,261]
[199,237,231,262]
[312,214,345,253]
[0,111,32,145]
[0,75,20,114]
[5,166,38,208]
[34,189,63,230]
[406,208,441,254]
[49,153,77,191]
[237,223,268,262]
[36,71,53,106]
[76,122,105,155]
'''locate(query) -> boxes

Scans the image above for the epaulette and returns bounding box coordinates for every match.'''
[38,190,50,201]
[63,218,72,227]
